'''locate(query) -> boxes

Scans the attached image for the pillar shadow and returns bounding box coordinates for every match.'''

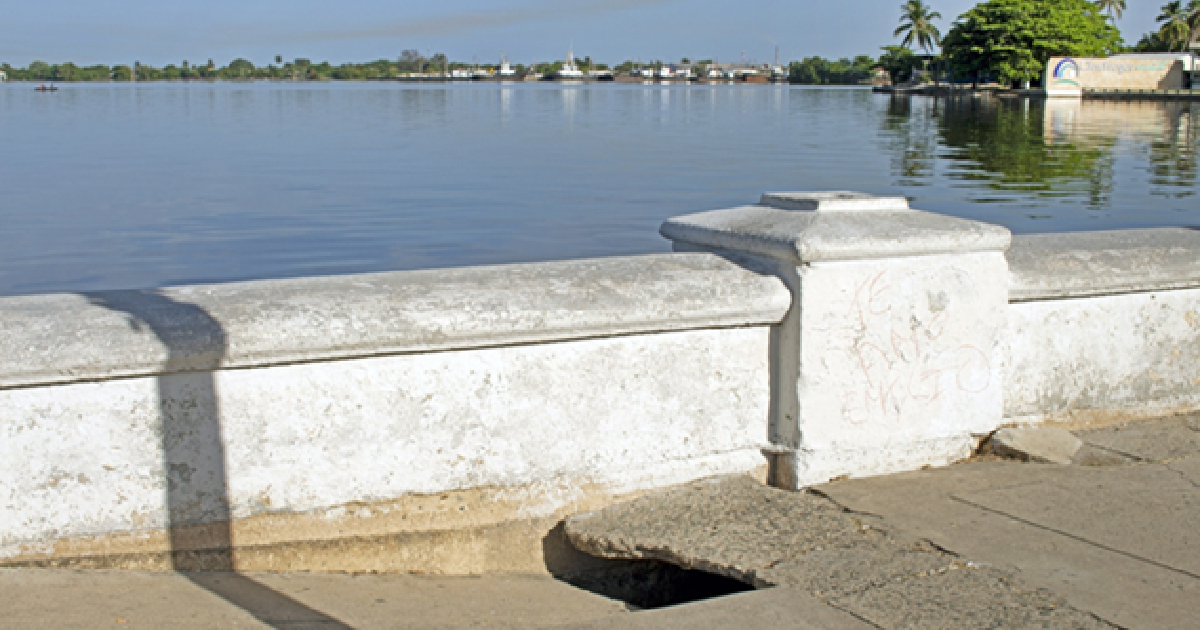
[84,290,350,629]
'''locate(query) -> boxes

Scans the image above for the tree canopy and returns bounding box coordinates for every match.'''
[941,0,1123,85]
[894,0,943,54]
[1155,0,1200,51]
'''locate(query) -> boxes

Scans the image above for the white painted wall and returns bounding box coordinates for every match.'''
[0,253,790,565]
[1,327,772,558]
[1005,229,1200,425]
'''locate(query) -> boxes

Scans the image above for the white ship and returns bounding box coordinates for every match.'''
[555,45,585,79]
[498,52,516,78]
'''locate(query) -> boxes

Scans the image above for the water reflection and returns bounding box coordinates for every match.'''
[881,94,1197,208]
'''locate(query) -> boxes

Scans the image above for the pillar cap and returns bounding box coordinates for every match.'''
[661,191,1011,264]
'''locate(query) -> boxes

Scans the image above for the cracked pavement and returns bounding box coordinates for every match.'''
[563,414,1200,628]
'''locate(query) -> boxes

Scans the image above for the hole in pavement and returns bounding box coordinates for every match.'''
[557,559,754,610]
[542,522,753,610]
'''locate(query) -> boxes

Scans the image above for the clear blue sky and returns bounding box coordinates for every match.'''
[0,0,1167,68]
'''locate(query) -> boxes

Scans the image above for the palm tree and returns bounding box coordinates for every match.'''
[1157,0,1193,51]
[1095,0,1127,20]
[894,0,943,55]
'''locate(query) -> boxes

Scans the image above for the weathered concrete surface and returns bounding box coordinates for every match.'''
[1007,228,1200,301]
[990,427,1082,464]
[564,476,1107,628]
[0,569,630,629]
[1073,414,1200,462]
[0,253,789,388]
[1005,229,1200,426]
[661,193,1011,264]
[1005,288,1200,426]
[663,192,1011,487]
[818,417,1200,629]
[1,327,772,570]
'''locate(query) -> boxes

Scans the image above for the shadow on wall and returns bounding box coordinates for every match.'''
[84,290,350,629]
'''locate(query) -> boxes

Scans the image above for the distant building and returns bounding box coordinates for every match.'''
[1045,53,1197,96]
[0,70,6,81]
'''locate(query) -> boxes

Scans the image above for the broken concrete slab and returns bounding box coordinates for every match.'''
[756,540,963,597]
[565,475,877,586]
[565,475,1103,628]
[991,427,1082,464]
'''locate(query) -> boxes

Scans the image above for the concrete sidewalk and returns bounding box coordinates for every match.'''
[815,415,1200,629]
[564,414,1200,628]
[2,415,1197,628]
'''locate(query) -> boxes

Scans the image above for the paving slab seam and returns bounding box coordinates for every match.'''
[949,495,1200,580]
[1077,441,1152,463]
[823,601,888,629]
[1168,462,1200,489]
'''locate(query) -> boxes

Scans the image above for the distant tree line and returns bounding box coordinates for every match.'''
[0,51,474,82]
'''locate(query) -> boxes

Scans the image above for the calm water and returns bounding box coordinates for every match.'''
[1,82,1197,296]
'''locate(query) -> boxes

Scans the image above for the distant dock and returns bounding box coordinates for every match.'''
[873,84,1200,100]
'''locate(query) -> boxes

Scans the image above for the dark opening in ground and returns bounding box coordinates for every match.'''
[555,559,755,610]
[542,522,753,610]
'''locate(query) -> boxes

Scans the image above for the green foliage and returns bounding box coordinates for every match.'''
[877,45,919,83]
[788,55,876,84]
[941,0,1123,85]
[1134,31,1174,51]
[1155,0,1200,51]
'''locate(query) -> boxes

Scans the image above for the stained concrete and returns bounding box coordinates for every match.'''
[564,476,1108,628]
[817,416,1200,628]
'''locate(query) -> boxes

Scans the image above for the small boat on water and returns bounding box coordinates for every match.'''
[35,84,58,92]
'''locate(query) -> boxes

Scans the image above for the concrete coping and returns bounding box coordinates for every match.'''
[0,253,791,389]
[760,191,911,213]
[1008,228,1200,301]
[660,192,1011,264]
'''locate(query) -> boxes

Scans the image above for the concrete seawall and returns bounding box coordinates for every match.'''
[4,193,1199,573]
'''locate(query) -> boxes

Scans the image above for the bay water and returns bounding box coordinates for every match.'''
[1,81,1196,296]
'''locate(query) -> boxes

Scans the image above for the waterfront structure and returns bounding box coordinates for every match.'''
[1046,53,1197,96]
[0,70,6,81]
[497,53,516,78]
[555,46,584,79]
[3,192,1199,573]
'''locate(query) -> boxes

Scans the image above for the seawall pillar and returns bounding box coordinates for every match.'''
[661,192,1012,488]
